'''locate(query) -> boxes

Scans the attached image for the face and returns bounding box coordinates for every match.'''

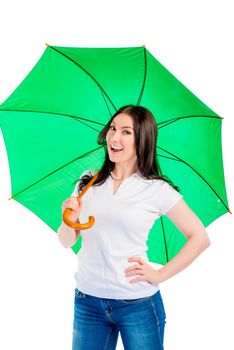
[106,113,137,166]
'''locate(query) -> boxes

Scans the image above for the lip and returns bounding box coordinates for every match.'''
[109,145,123,154]
[110,144,123,149]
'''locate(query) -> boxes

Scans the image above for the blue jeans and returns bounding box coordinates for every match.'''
[72,287,166,350]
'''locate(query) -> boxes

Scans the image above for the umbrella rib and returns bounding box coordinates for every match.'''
[159,216,169,262]
[0,111,222,132]
[157,115,223,129]
[100,88,114,116]
[157,145,230,212]
[48,46,117,114]
[10,145,104,199]
[137,46,147,105]
[0,108,105,132]
[157,153,181,162]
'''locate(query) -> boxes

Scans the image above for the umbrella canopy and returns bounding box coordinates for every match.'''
[0,45,230,264]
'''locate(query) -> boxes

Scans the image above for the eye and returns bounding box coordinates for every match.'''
[109,126,131,134]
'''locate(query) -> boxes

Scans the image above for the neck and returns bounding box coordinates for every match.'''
[110,165,138,180]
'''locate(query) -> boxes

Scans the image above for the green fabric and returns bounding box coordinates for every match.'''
[0,45,229,264]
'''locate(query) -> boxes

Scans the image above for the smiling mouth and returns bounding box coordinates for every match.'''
[110,146,123,153]
[110,149,123,153]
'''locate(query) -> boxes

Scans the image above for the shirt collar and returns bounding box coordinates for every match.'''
[135,171,152,183]
[106,170,150,183]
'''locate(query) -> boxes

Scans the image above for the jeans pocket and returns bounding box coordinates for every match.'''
[120,296,151,304]
[151,290,166,322]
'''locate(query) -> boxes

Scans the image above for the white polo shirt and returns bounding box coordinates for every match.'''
[71,169,183,299]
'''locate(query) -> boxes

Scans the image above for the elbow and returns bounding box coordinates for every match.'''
[203,230,211,248]
[200,235,211,251]
[204,237,211,248]
[58,239,69,249]
[57,224,78,249]
[190,230,211,250]
[57,229,69,249]
[58,237,70,249]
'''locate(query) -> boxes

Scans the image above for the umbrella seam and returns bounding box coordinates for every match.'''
[9,145,104,199]
[158,115,223,129]
[48,45,117,114]
[0,109,222,129]
[137,46,147,105]
[0,109,105,131]
[157,146,230,212]
[159,216,169,263]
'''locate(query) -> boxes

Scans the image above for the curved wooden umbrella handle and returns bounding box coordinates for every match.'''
[63,172,99,230]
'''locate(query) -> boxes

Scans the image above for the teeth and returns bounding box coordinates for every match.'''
[111,145,123,150]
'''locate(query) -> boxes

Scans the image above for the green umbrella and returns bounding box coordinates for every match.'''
[0,45,230,265]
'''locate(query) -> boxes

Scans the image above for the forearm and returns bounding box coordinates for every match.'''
[57,220,80,248]
[158,235,210,283]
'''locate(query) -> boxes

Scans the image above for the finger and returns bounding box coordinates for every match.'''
[63,202,76,208]
[129,275,143,284]
[63,206,78,213]
[71,205,79,210]
[128,257,144,264]
[124,264,140,272]
[125,270,143,277]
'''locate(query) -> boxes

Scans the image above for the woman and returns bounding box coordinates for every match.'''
[57,105,211,350]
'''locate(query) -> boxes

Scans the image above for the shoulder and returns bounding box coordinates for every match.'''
[157,179,182,197]
[156,180,183,215]
[137,174,166,188]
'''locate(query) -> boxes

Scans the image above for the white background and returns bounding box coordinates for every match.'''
[0,1,233,349]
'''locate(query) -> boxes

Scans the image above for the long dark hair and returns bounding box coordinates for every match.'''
[77,104,180,193]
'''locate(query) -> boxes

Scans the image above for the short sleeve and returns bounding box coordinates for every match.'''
[70,169,92,197]
[158,181,183,215]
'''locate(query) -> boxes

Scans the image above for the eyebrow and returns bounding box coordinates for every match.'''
[111,121,133,129]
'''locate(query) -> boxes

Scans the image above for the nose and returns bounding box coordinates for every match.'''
[110,130,122,143]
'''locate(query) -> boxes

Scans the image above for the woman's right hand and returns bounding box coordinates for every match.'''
[62,197,83,222]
